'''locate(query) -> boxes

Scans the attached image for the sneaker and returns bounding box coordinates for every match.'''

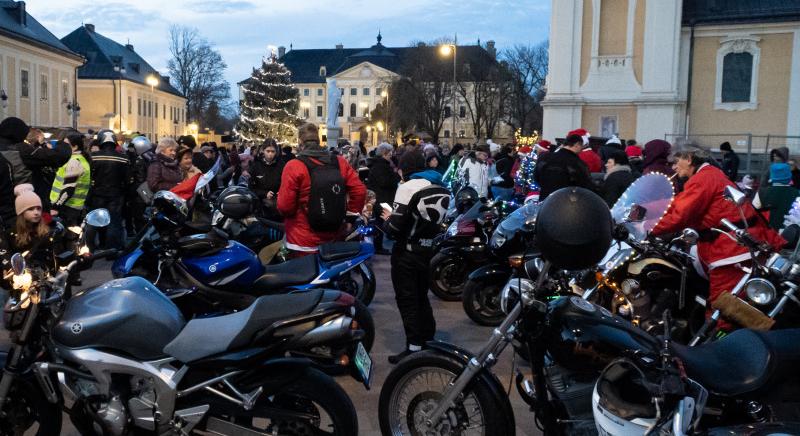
[388,349,414,365]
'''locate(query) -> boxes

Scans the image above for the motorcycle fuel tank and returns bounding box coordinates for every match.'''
[543,296,660,372]
[180,240,264,290]
[53,277,186,360]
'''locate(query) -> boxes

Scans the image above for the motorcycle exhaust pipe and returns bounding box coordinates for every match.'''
[292,316,358,348]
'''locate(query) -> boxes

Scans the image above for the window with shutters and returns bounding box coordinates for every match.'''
[715,37,760,111]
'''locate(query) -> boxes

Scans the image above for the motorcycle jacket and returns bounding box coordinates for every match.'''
[384,178,450,253]
[91,145,132,197]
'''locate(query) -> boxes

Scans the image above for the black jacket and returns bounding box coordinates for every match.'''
[721,151,740,182]
[249,158,283,199]
[534,148,593,200]
[367,157,400,206]
[493,156,514,188]
[91,146,132,198]
[602,166,637,207]
[22,142,72,209]
[384,177,450,253]
[0,153,15,228]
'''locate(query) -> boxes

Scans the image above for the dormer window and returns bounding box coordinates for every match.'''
[319,66,327,77]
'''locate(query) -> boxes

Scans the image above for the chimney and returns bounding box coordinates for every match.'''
[125,43,134,51]
[335,43,343,50]
[84,23,95,33]
[416,42,426,47]
[278,46,286,58]
[12,1,26,26]
[486,40,496,59]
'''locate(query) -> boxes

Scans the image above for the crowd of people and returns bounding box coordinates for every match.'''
[2,113,798,363]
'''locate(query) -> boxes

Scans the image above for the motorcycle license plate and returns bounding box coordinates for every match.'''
[354,342,373,389]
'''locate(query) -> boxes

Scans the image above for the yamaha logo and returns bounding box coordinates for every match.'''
[209,264,217,273]
[71,323,83,334]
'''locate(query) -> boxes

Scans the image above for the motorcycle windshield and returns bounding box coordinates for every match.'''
[494,202,539,239]
[610,173,674,242]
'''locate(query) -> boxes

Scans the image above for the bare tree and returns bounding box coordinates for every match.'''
[456,47,509,141]
[501,41,548,134]
[167,25,230,128]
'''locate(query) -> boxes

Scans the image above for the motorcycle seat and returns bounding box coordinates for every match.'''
[671,329,800,396]
[163,290,323,363]
[184,221,213,234]
[319,241,361,262]
[253,254,319,290]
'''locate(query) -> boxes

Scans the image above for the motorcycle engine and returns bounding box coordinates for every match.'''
[544,364,597,433]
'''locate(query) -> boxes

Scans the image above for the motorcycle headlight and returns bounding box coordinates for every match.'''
[490,232,506,249]
[500,278,535,314]
[745,278,776,306]
[446,221,459,237]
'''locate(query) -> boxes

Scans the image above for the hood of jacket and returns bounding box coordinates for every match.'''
[643,140,671,168]
[410,169,444,186]
[298,142,332,163]
[0,117,30,144]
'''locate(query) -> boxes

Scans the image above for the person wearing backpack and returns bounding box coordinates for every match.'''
[277,123,366,255]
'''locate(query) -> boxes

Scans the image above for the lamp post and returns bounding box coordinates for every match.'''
[380,89,389,143]
[146,75,159,138]
[113,62,126,132]
[439,35,457,146]
[66,100,80,129]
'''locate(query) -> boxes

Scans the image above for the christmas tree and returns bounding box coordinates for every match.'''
[235,52,302,143]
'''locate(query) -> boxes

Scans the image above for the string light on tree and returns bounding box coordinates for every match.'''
[235,50,302,143]
[514,128,539,148]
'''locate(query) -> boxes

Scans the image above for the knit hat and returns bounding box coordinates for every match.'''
[0,117,31,143]
[719,141,732,152]
[567,128,591,146]
[399,151,426,176]
[14,184,41,215]
[770,163,792,185]
[605,135,622,146]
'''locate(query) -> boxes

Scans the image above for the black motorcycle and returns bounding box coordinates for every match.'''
[0,210,368,435]
[462,201,538,325]
[378,187,800,435]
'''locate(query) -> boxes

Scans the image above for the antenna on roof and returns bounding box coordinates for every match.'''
[377,29,382,45]
[290,43,293,51]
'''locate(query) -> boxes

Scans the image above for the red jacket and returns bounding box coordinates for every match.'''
[579,149,602,173]
[278,154,367,252]
[652,164,783,269]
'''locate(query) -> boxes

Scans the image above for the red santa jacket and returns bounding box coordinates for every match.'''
[652,164,783,269]
[277,153,367,252]
[579,149,602,173]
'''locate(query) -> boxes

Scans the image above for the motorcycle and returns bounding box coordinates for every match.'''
[379,259,800,435]
[429,199,518,301]
[461,201,538,326]
[1,209,370,435]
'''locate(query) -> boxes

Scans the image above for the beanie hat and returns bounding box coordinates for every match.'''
[0,117,31,143]
[770,162,792,185]
[14,184,41,215]
[399,151,426,176]
[605,135,622,146]
[567,128,591,146]
[720,141,732,152]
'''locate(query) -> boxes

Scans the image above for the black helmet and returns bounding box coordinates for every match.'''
[536,187,611,270]
[152,191,189,226]
[216,186,257,219]
[455,186,479,214]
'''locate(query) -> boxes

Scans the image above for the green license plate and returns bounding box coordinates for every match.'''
[354,342,372,389]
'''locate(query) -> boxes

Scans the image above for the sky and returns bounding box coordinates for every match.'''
[28,0,549,99]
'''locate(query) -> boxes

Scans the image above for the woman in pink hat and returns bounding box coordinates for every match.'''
[6,184,58,272]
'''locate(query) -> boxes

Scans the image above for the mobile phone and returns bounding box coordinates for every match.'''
[380,202,393,213]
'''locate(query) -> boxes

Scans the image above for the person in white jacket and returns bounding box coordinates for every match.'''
[456,142,490,198]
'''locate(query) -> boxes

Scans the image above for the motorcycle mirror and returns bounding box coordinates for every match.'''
[10,253,25,276]
[681,228,699,245]
[723,186,748,207]
[624,203,647,223]
[85,209,111,227]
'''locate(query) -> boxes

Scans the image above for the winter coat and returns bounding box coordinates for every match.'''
[456,156,490,198]
[493,156,515,188]
[721,151,740,182]
[147,153,183,192]
[534,147,592,201]
[21,142,71,210]
[642,140,674,176]
[367,157,400,206]
[602,165,636,207]
[0,153,15,228]
[91,145,132,198]
[652,164,783,270]
[0,136,32,184]
[409,169,444,186]
[599,144,624,164]
[754,184,799,230]
[277,145,367,252]
[249,158,283,199]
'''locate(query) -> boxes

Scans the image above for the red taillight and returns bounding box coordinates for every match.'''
[336,292,356,306]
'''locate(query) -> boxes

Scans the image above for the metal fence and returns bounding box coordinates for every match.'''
[664,133,800,179]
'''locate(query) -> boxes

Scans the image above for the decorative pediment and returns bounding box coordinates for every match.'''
[333,62,398,80]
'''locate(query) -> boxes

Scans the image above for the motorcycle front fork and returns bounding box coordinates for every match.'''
[0,303,40,415]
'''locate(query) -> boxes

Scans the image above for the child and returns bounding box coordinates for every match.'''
[10,184,58,271]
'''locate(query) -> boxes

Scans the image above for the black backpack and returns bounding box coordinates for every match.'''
[300,155,346,232]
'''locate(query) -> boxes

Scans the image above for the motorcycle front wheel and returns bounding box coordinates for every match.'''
[429,253,468,301]
[379,351,513,436]
[0,377,62,436]
[462,278,506,326]
[337,263,376,306]
[203,367,358,435]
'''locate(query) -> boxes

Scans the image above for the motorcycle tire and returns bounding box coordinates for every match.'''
[338,263,376,306]
[353,298,375,352]
[0,377,62,436]
[429,252,468,301]
[204,366,358,436]
[379,350,514,436]
[462,277,506,326]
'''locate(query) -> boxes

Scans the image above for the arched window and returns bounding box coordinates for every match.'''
[350,103,357,117]
[715,37,760,111]
[338,103,343,117]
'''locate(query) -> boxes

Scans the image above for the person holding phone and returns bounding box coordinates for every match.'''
[249,138,284,221]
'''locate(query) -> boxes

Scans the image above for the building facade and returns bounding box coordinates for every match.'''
[61,24,187,140]
[543,0,800,151]
[240,36,511,146]
[0,1,84,128]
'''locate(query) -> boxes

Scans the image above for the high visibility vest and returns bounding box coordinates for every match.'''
[50,154,91,210]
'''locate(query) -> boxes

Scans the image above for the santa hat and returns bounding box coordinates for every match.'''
[518,145,533,156]
[567,128,591,146]
[625,145,643,158]
[14,184,41,215]
[534,140,552,152]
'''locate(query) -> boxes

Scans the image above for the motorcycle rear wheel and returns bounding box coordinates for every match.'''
[379,351,513,436]
[462,278,505,326]
[429,253,467,301]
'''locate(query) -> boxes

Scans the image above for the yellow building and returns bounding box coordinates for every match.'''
[61,24,187,140]
[543,0,800,155]
[0,1,84,128]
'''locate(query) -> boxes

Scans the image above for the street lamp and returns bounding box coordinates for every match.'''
[146,74,159,91]
[380,90,389,143]
[146,75,159,138]
[113,62,126,132]
[66,101,81,129]
[439,36,457,146]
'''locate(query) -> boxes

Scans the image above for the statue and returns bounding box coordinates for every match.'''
[326,78,342,148]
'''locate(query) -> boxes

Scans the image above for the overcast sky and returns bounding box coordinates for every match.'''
[28,0,549,97]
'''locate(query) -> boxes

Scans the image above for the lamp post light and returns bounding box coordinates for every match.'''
[146,74,159,91]
[66,101,81,129]
[380,89,389,143]
[439,36,457,146]
[145,75,159,138]
[113,62,126,132]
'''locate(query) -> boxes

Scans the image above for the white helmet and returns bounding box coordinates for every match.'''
[131,136,153,156]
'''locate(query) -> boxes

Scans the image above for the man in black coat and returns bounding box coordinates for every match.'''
[88,130,132,250]
[19,129,71,211]
[719,141,739,182]
[534,134,593,200]
[368,143,400,254]
[249,141,284,220]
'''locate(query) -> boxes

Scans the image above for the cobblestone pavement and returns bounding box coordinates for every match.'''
[6,255,540,435]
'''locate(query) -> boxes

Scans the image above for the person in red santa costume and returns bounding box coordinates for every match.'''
[650,145,784,331]
[567,128,601,173]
